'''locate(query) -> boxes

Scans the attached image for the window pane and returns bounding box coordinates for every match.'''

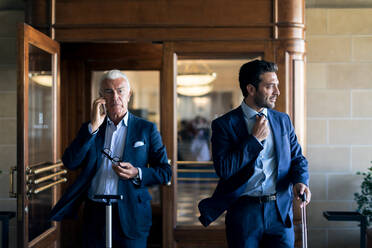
[28,45,54,165]
[176,59,255,226]
[28,44,54,241]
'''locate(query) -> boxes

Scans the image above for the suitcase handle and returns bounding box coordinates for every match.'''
[299,193,307,202]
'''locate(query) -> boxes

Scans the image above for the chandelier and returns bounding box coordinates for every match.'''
[177,63,217,97]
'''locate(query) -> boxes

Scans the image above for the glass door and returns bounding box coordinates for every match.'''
[176,59,247,227]
[17,23,62,248]
[159,41,266,248]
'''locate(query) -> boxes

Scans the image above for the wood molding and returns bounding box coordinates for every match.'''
[161,42,177,248]
[55,27,273,42]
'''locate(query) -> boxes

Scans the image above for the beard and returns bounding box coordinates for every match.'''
[253,92,276,109]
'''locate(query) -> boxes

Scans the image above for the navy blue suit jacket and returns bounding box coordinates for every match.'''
[50,113,172,239]
[198,106,309,227]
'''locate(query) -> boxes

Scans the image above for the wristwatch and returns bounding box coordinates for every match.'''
[134,169,141,180]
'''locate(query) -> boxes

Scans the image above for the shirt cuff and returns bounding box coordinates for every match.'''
[132,167,142,185]
[88,123,99,135]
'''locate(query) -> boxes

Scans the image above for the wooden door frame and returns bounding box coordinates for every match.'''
[161,40,285,248]
[59,42,165,247]
[58,40,304,248]
[17,23,61,248]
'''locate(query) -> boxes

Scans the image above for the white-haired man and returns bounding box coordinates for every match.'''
[51,70,172,248]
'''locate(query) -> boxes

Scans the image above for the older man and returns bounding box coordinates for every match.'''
[51,70,172,248]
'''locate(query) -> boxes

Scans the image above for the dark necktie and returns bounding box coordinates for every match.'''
[257,112,266,145]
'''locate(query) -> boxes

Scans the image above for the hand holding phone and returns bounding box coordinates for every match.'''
[100,103,106,116]
[91,97,106,132]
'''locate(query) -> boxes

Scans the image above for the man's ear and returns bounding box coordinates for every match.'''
[246,84,256,96]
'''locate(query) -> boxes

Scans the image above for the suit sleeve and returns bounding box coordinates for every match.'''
[211,118,263,180]
[140,124,172,186]
[286,114,309,186]
[62,122,97,170]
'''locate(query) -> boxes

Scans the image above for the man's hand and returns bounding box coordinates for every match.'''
[112,162,139,180]
[91,97,106,132]
[252,115,270,142]
[294,183,311,208]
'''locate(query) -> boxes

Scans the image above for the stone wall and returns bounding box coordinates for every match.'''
[306,8,372,248]
[0,1,24,247]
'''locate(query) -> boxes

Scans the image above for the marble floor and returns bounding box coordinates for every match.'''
[176,181,225,226]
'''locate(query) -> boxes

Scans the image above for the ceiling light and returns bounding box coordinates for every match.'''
[177,84,213,97]
[29,72,53,87]
[177,72,217,86]
[177,63,216,96]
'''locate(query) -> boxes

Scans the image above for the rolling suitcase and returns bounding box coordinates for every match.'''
[94,195,124,248]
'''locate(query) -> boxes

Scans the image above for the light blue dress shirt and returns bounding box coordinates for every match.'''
[241,101,278,196]
[87,114,142,202]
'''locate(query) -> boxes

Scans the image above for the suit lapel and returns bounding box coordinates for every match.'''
[122,112,135,162]
[121,112,135,194]
[267,110,283,169]
[95,118,107,167]
[232,106,249,139]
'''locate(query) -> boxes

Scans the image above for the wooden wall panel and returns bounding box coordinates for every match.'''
[55,27,273,42]
[55,0,273,27]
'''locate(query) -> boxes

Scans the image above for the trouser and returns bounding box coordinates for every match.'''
[83,199,148,248]
[225,196,294,248]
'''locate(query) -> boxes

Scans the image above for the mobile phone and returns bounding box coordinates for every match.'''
[100,103,106,115]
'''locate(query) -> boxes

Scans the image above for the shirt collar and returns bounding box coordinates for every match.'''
[241,100,267,119]
[107,112,129,127]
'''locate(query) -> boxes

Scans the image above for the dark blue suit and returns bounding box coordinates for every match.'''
[198,106,308,246]
[51,113,172,242]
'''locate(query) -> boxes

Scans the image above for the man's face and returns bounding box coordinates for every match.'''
[253,72,280,109]
[101,77,131,120]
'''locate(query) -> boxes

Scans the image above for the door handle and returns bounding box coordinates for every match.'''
[9,166,17,198]
[27,178,67,196]
[27,169,67,185]
[26,161,63,175]
[166,159,172,186]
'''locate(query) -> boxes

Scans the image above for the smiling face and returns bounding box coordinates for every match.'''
[247,72,280,111]
[101,77,131,124]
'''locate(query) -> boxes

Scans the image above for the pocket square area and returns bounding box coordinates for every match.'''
[133,141,145,148]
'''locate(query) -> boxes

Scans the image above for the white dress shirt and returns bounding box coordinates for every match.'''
[88,114,128,201]
[240,101,278,196]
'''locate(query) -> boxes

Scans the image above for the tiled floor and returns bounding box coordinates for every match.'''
[176,181,225,226]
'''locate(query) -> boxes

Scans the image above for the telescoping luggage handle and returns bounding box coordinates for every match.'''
[299,193,308,248]
[94,195,124,248]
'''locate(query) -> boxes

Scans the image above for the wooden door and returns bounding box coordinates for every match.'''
[161,41,305,248]
[16,23,62,248]
[159,41,265,248]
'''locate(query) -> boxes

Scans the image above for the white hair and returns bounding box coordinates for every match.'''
[99,70,131,94]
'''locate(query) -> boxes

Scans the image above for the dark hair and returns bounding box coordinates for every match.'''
[239,59,278,97]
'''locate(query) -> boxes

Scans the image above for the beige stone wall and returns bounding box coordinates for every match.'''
[0,8,24,248]
[306,8,372,248]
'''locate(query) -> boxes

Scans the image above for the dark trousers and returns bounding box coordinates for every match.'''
[83,199,148,248]
[225,197,294,248]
